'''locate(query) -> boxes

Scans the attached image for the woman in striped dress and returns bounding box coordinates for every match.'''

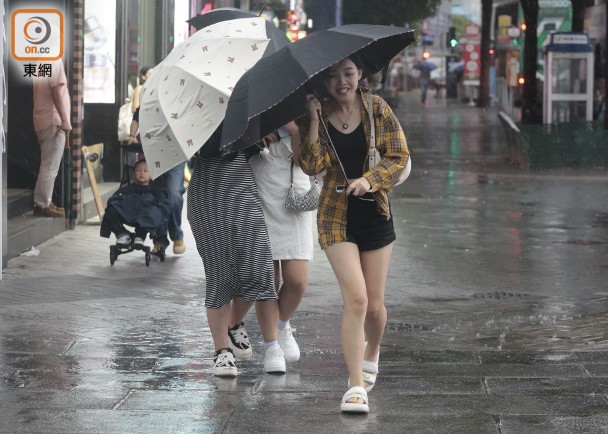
[187,131,286,377]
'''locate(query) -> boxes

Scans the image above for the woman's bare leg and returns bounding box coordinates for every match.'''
[255,299,280,342]
[361,243,393,362]
[229,297,254,328]
[325,242,367,402]
[278,259,309,322]
[207,304,231,352]
[274,260,281,292]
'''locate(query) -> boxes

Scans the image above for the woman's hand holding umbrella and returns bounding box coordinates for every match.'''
[305,94,322,144]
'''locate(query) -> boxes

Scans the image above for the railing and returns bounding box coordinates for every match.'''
[495,77,515,118]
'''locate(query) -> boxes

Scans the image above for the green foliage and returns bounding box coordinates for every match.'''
[451,15,468,38]
[342,0,441,26]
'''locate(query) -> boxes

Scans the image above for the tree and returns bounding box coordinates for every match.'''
[571,0,594,32]
[478,0,493,108]
[341,0,441,26]
[605,1,608,129]
[520,0,541,124]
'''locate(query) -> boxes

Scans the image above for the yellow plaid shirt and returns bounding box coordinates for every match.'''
[300,88,410,249]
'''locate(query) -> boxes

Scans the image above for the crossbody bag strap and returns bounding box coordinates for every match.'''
[366,92,377,168]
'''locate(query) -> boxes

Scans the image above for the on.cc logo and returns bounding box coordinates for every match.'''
[11,9,63,61]
[23,16,52,45]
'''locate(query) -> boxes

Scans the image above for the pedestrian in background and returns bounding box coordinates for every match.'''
[300,56,409,414]
[414,59,434,105]
[32,59,72,218]
[249,121,314,363]
[131,65,154,112]
[187,129,286,378]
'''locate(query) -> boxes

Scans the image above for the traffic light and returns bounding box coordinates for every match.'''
[447,26,458,48]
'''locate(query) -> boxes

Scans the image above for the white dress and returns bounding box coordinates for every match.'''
[249,132,314,261]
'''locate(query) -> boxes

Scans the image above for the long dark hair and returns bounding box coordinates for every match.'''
[139,66,154,83]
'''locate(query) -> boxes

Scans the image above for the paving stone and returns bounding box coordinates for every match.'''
[1,92,608,433]
[580,364,608,377]
[500,416,608,433]
[485,377,608,396]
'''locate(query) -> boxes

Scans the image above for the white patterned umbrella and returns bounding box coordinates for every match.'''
[139,17,270,178]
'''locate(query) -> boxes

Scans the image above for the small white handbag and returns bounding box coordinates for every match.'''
[284,161,320,213]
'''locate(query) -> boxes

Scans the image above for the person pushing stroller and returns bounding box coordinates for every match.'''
[100,159,170,249]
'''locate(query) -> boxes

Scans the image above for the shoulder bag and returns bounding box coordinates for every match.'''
[285,160,320,213]
[366,93,411,186]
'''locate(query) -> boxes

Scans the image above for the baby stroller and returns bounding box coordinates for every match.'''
[101,166,170,266]
[109,235,165,266]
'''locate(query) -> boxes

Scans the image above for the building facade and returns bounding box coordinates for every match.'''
[1,0,260,267]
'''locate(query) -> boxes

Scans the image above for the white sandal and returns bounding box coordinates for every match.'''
[340,386,369,413]
[347,343,380,392]
[362,359,379,392]
[362,342,379,392]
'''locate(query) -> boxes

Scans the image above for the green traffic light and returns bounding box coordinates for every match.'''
[450,39,458,48]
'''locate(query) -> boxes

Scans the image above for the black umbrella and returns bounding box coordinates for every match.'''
[187,7,252,27]
[219,24,416,156]
[187,8,290,57]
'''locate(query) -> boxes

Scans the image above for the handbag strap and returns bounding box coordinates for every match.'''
[290,157,317,185]
[367,93,377,168]
[318,114,349,183]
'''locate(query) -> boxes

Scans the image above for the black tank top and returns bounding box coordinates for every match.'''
[328,121,366,179]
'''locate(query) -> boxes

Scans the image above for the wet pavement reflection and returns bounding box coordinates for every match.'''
[1,91,608,432]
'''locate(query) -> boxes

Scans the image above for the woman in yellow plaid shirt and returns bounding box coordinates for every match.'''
[300,56,409,414]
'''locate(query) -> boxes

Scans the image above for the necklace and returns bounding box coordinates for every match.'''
[334,103,356,130]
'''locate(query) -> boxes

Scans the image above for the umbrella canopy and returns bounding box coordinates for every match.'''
[186,7,252,27]
[219,24,416,156]
[187,8,290,58]
[139,17,270,178]
[448,60,464,74]
[412,60,438,72]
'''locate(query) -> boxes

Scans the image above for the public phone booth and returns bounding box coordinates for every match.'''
[543,32,594,124]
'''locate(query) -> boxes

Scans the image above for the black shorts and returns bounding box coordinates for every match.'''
[345,194,396,252]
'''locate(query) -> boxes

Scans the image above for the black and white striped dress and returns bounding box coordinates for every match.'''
[187,152,276,309]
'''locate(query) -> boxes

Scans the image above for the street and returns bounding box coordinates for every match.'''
[2,91,608,433]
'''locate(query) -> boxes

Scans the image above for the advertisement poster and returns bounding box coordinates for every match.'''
[84,0,116,103]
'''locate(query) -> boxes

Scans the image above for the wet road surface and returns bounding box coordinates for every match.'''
[2,91,608,433]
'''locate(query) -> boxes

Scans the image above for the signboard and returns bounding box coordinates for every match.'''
[506,50,520,87]
[464,22,480,40]
[462,39,480,79]
[550,33,589,45]
[507,26,520,39]
[9,7,67,83]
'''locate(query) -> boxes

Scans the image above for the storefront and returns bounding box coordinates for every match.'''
[85,0,205,184]
[1,0,212,267]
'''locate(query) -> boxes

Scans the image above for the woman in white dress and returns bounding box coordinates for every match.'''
[249,121,314,363]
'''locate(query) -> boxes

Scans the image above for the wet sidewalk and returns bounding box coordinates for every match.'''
[2,92,608,433]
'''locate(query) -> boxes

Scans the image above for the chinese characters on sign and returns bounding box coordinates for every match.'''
[23,63,53,78]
